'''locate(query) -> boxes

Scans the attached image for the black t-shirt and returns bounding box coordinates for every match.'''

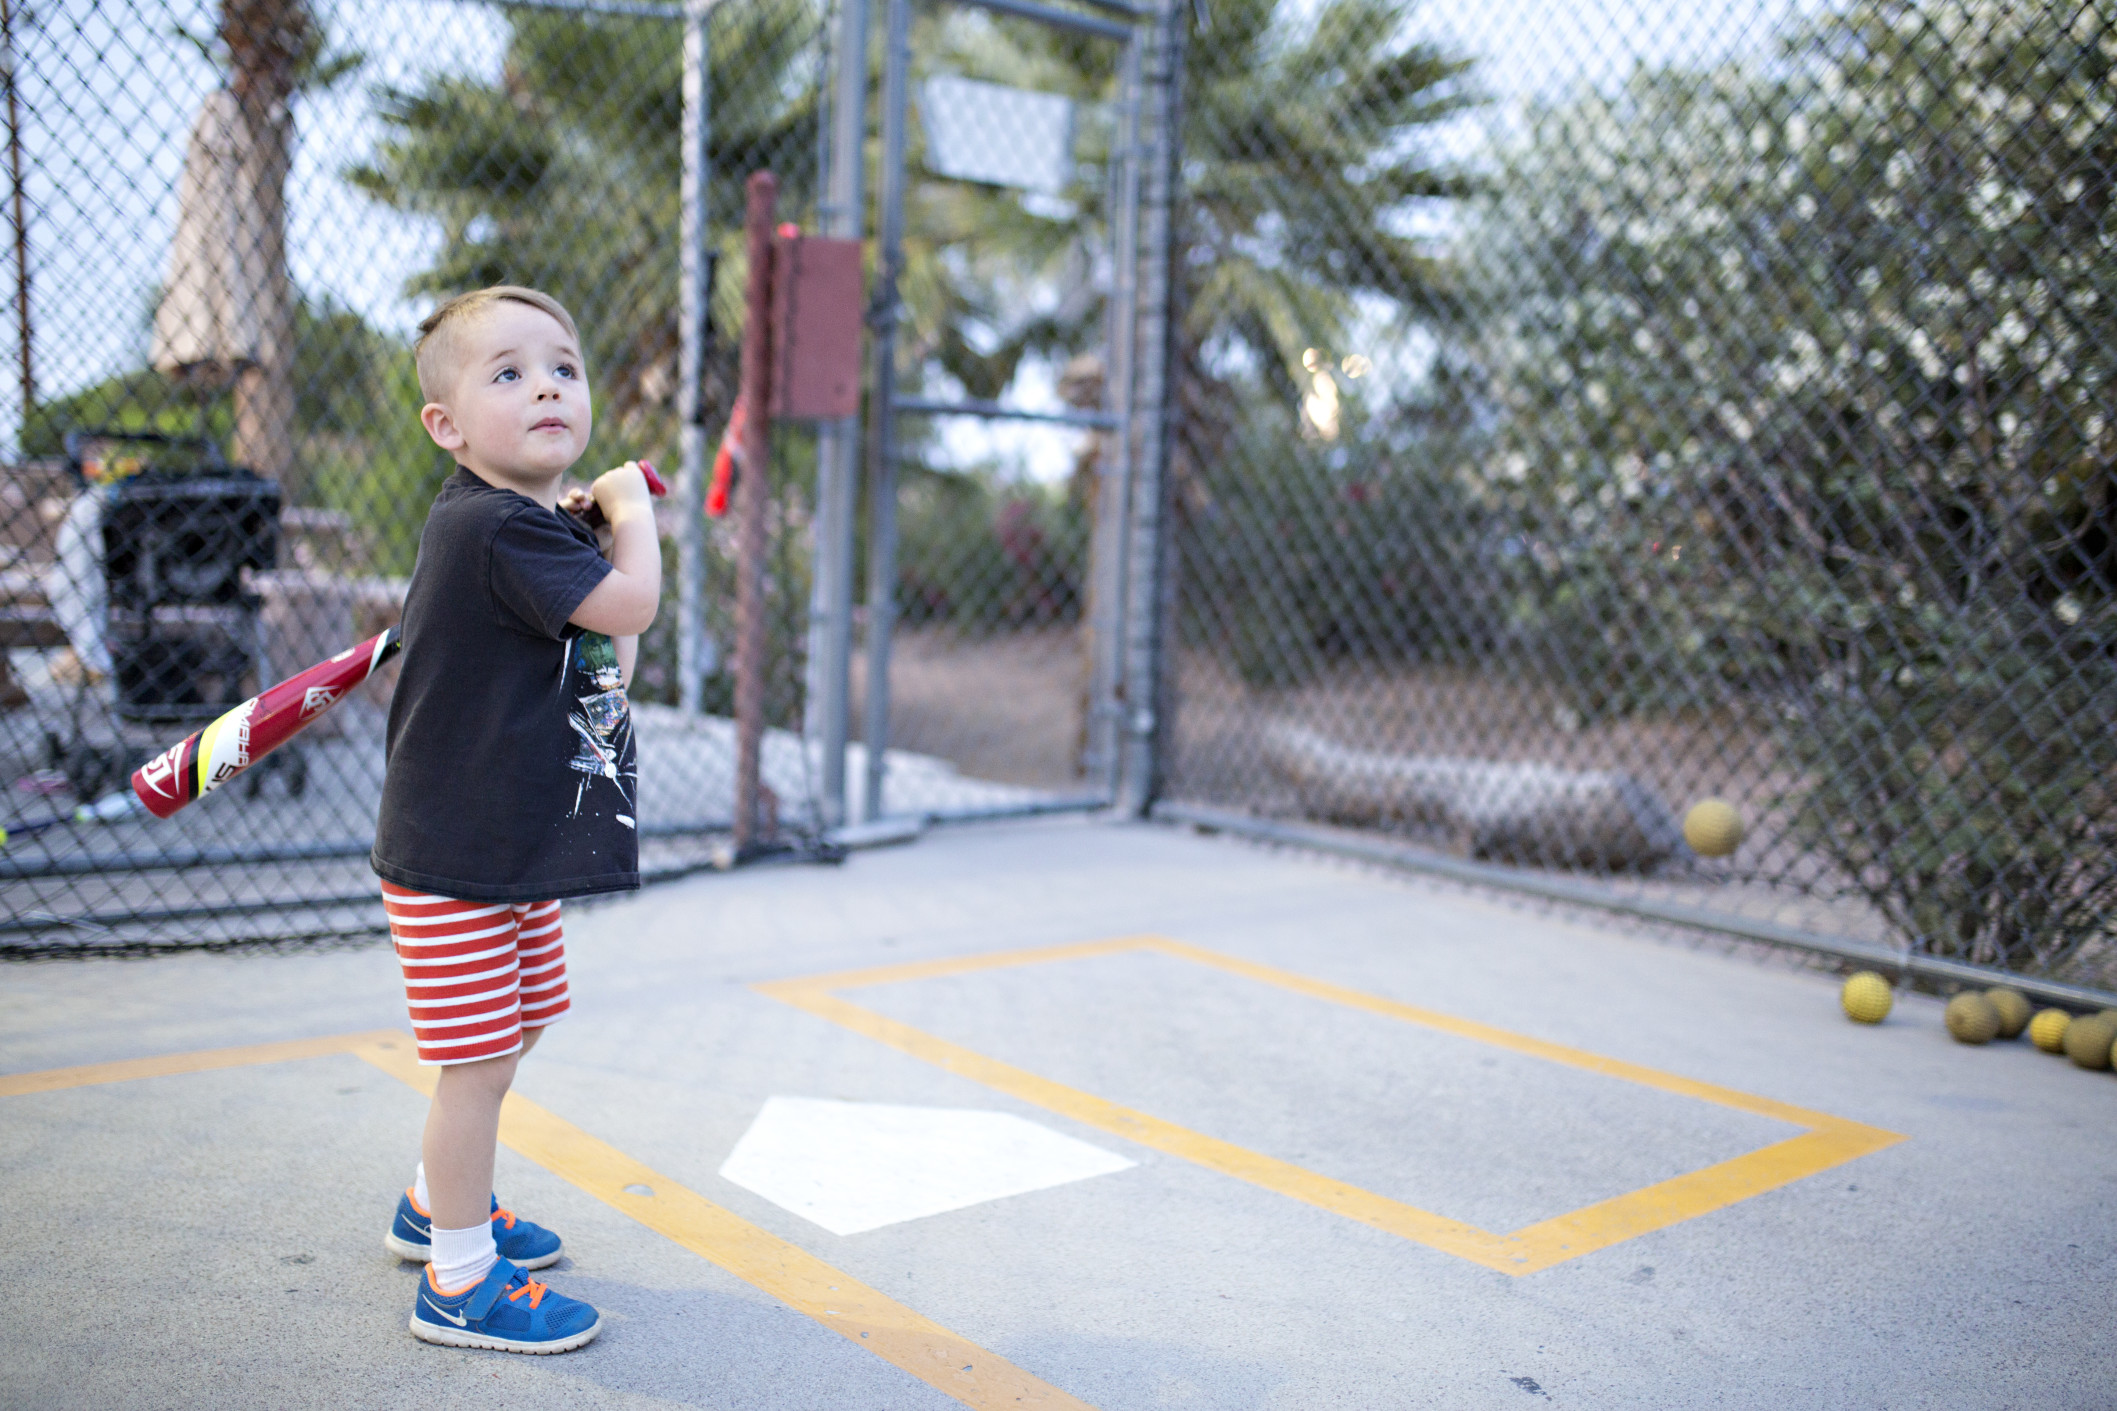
[371,468,640,902]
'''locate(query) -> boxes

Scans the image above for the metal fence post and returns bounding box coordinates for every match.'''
[1115,0,1184,817]
[803,0,867,825]
[675,0,713,714]
[860,0,910,822]
[1,0,32,438]
[1086,27,1144,799]
[734,170,779,850]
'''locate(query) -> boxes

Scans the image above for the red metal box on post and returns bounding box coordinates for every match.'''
[769,232,864,420]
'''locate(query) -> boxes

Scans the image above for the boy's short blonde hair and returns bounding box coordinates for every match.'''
[415,286,583,403]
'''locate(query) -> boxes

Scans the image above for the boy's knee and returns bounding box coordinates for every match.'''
[438,1047,521,1095]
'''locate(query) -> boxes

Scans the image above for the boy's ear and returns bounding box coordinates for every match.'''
[420,402,466,452]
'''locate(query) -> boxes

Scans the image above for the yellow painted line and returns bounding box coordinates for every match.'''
[1139,938,1847,1129]
[1500,1120,1900,1273]
[756,936,1906,1276]
[763,988,1517,1267]
[0,1030,403,1097]
[1,1030,1096,1410]
[350,1036,1091,1410]
[756,936,1154,995]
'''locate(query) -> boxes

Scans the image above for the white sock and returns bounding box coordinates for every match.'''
[412,1162,429,1211]
[429,1221,497,1294]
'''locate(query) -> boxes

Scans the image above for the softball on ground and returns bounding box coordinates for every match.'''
[1983,987,2031,1039]
[1683,798,1745,857]
[2063,1015,2116,1070]
[1945,992,2000,1044]
[1841,971,1893,1024]
[2028,1008,2072,1053]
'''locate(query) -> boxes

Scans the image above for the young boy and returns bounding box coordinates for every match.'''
[370,285,661,1353]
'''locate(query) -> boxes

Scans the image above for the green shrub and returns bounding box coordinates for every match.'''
[1460,0,2117,968]
[894,464,1086,631]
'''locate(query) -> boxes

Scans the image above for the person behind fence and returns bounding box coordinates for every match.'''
[368,284,661,1354]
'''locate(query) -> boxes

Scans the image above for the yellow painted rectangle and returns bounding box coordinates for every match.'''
[756,936,1905,1275]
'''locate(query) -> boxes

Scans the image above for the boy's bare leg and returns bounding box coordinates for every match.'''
[421,1028,542,1231]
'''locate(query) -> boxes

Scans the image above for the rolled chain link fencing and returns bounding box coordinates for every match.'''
[1162,0,2117,988]
[0,0,838,952]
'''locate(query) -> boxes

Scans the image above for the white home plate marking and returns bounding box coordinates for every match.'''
[719,1096,1136,1236]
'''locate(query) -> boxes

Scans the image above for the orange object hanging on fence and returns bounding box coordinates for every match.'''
[707,395,745,519]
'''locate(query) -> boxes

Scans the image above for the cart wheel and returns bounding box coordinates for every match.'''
[63,744,121,801]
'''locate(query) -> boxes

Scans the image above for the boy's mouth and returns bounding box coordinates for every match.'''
[531,417,570,433]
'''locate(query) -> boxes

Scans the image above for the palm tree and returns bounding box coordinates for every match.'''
[349,0,822,447]
[897,0,1470,468]
[1175,0,1470,457]
[211,0,359,494]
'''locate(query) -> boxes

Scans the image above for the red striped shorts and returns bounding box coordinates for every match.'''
[383,882,571,1066]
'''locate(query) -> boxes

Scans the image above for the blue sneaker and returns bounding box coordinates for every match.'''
[410,1259,601,1354]
[385,1190,563,1270]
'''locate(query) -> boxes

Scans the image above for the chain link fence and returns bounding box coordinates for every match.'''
[9,0,2109,984]
[0,0,842,951]
[1162,0,2117,986]
[0,0,1155,952]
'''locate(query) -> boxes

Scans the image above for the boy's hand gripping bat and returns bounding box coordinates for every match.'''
[571,459,667,528]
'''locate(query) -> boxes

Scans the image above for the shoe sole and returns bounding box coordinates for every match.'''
[385,1232,563,1271]
[409,1313,601,1354]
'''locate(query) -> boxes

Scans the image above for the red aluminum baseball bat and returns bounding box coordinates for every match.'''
[129,460,668,820]
[130,626,404,819]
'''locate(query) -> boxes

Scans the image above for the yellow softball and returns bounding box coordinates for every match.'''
[1841,971,1893,1024]
[1944,992,2000,1045]
[1983,987,2031,1039]
[1683,798,1745,857]
[2063,1016,2116,1070]
[2028,1008,2072,1053]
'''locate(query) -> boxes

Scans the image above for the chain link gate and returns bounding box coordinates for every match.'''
[839,0,1156,827]
[1158,0,2117,989]
[0,0,837,952]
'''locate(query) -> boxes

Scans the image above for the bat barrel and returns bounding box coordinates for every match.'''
[130,626,402,819]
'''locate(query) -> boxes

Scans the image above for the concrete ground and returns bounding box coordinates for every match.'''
[1,816,2111,1409]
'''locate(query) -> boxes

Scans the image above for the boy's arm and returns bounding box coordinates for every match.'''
[570,462,661,637]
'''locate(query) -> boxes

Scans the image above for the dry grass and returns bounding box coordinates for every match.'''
[852,625,1091,790]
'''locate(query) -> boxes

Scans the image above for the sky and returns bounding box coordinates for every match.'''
[1,0,508,452]
[0,0,1826,467]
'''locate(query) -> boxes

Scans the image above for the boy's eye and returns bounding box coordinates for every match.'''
[494,366,519,383]
[556,363,578,380]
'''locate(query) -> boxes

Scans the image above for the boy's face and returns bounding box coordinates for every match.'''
[420,302,592,489]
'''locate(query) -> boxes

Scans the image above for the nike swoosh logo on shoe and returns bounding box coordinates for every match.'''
[427,1305,468,1327]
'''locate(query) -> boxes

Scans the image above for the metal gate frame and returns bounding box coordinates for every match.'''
[463,0,1186,831]
[839,0,1179,825]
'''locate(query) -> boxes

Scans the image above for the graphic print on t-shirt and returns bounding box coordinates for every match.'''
[565,630,635,825]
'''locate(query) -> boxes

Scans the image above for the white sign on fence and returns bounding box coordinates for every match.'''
[918,75,1076,195]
